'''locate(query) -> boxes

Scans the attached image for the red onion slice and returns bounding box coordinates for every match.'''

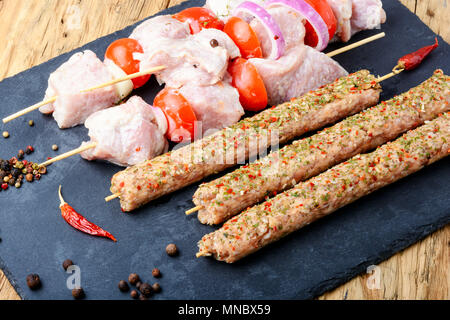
[266,0,330,51]
[233,1,285,60]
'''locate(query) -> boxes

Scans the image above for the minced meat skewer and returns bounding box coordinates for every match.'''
[197,112,450,263]
[111,70,381,212]
[193,70,450,225]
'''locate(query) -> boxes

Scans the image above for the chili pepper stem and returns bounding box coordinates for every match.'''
[58,185,67,207]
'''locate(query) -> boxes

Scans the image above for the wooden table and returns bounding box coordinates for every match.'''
[0,0,448,300]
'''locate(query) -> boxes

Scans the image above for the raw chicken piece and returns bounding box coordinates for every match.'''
[350,0,386,35]
[178,81,245,136]
[205,0,267,21]
[251,5,306,56]
[41,50,119,129]
[192,28,241,59]
[138,29,231,88]
[129,15,190,52]
[81,96,168,167]
[327,0,353,42]
[249,45,348,105]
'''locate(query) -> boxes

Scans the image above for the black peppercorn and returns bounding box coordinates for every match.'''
[166,243,178,256]
[1,161,10,171]
[62,259,73,271]
[128,273,140,285]
[210,38,219,48]
[10,168,20,178]
[26,274,41,290]
[135,281,142,291]
[17,150,24,160]
[118,280,129,292]
[139,283,152,297]
[152,283,161,293]
[152,268,161,278]
[139,294,148,300]
[130,290,139,299]
[72,287,85,300]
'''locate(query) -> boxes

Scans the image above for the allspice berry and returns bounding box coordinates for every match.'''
[26,274,41,290]
[152,283,161,293]
[62,259,74,271]
[72,288,85,300]
[152,268,161,278]
[128,273,140,285]
[118,280,129,292]
[139,283,152,297]
[130,290,139,299]
[166,243,178,256]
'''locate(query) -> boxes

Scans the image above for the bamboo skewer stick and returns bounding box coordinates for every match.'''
[326,32,385,58]
[40,142,97,167]
[182,66,405,215]
[2,66,166,124]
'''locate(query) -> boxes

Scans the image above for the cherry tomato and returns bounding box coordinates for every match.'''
[304,0,337,49]
[105,38,150,89]
[223,16,263,59]
[228,58,268,112]
[173,7,224,34]
[154,88,197,143]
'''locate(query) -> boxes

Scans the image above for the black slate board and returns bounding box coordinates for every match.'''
[0,0,449,300]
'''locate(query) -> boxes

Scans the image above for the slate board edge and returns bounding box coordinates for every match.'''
[306,216,450,299]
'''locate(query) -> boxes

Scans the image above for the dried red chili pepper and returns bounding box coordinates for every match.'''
[397,38,439,71]
[58,186,117,242]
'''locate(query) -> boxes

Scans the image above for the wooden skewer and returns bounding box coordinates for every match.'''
[182,66,405,214]
[105,193,120,202]
[186,206,203,215]
[39,142,97,167]
[326,32,385,58]
[2,66,166,124]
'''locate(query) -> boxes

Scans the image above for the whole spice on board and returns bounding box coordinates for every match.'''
[62,259,74,271]
[72,287,85,300]
[397,38,439,71]
[166,243,178,256]
[152,268,161,278]
[128,273,140,285]
[130,290,139,299]
[139,283,153,297]
[26,274,41,290]
[118,280,130,292]
[152,283,161,293]
[58,186,117,242]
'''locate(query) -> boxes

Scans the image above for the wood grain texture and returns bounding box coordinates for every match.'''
[0,0,448,300]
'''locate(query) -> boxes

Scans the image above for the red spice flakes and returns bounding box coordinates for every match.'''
[137,186,142,191]
[270,117,278,123]
[135,147,141,152]
[119,182,125,188]
[227,188,233,194]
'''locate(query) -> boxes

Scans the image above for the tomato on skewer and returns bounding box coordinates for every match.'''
[173,7,225,34]
[105,38,150,89]
[304,0,337,49]
[224,16,263,59]
[154,88,198,143]
[228,57,268,112]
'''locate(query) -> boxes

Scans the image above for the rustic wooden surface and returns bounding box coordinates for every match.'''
[0,0,448,300]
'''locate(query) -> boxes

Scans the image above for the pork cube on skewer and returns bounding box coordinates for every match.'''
[178,80,245,136]
[129,15,191,53]
[350,0,386,36]
[137,28,239,88]
[327,0,353,42]
[40,50,120,129]
[80,96,168,167]
[249,45,348,105]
